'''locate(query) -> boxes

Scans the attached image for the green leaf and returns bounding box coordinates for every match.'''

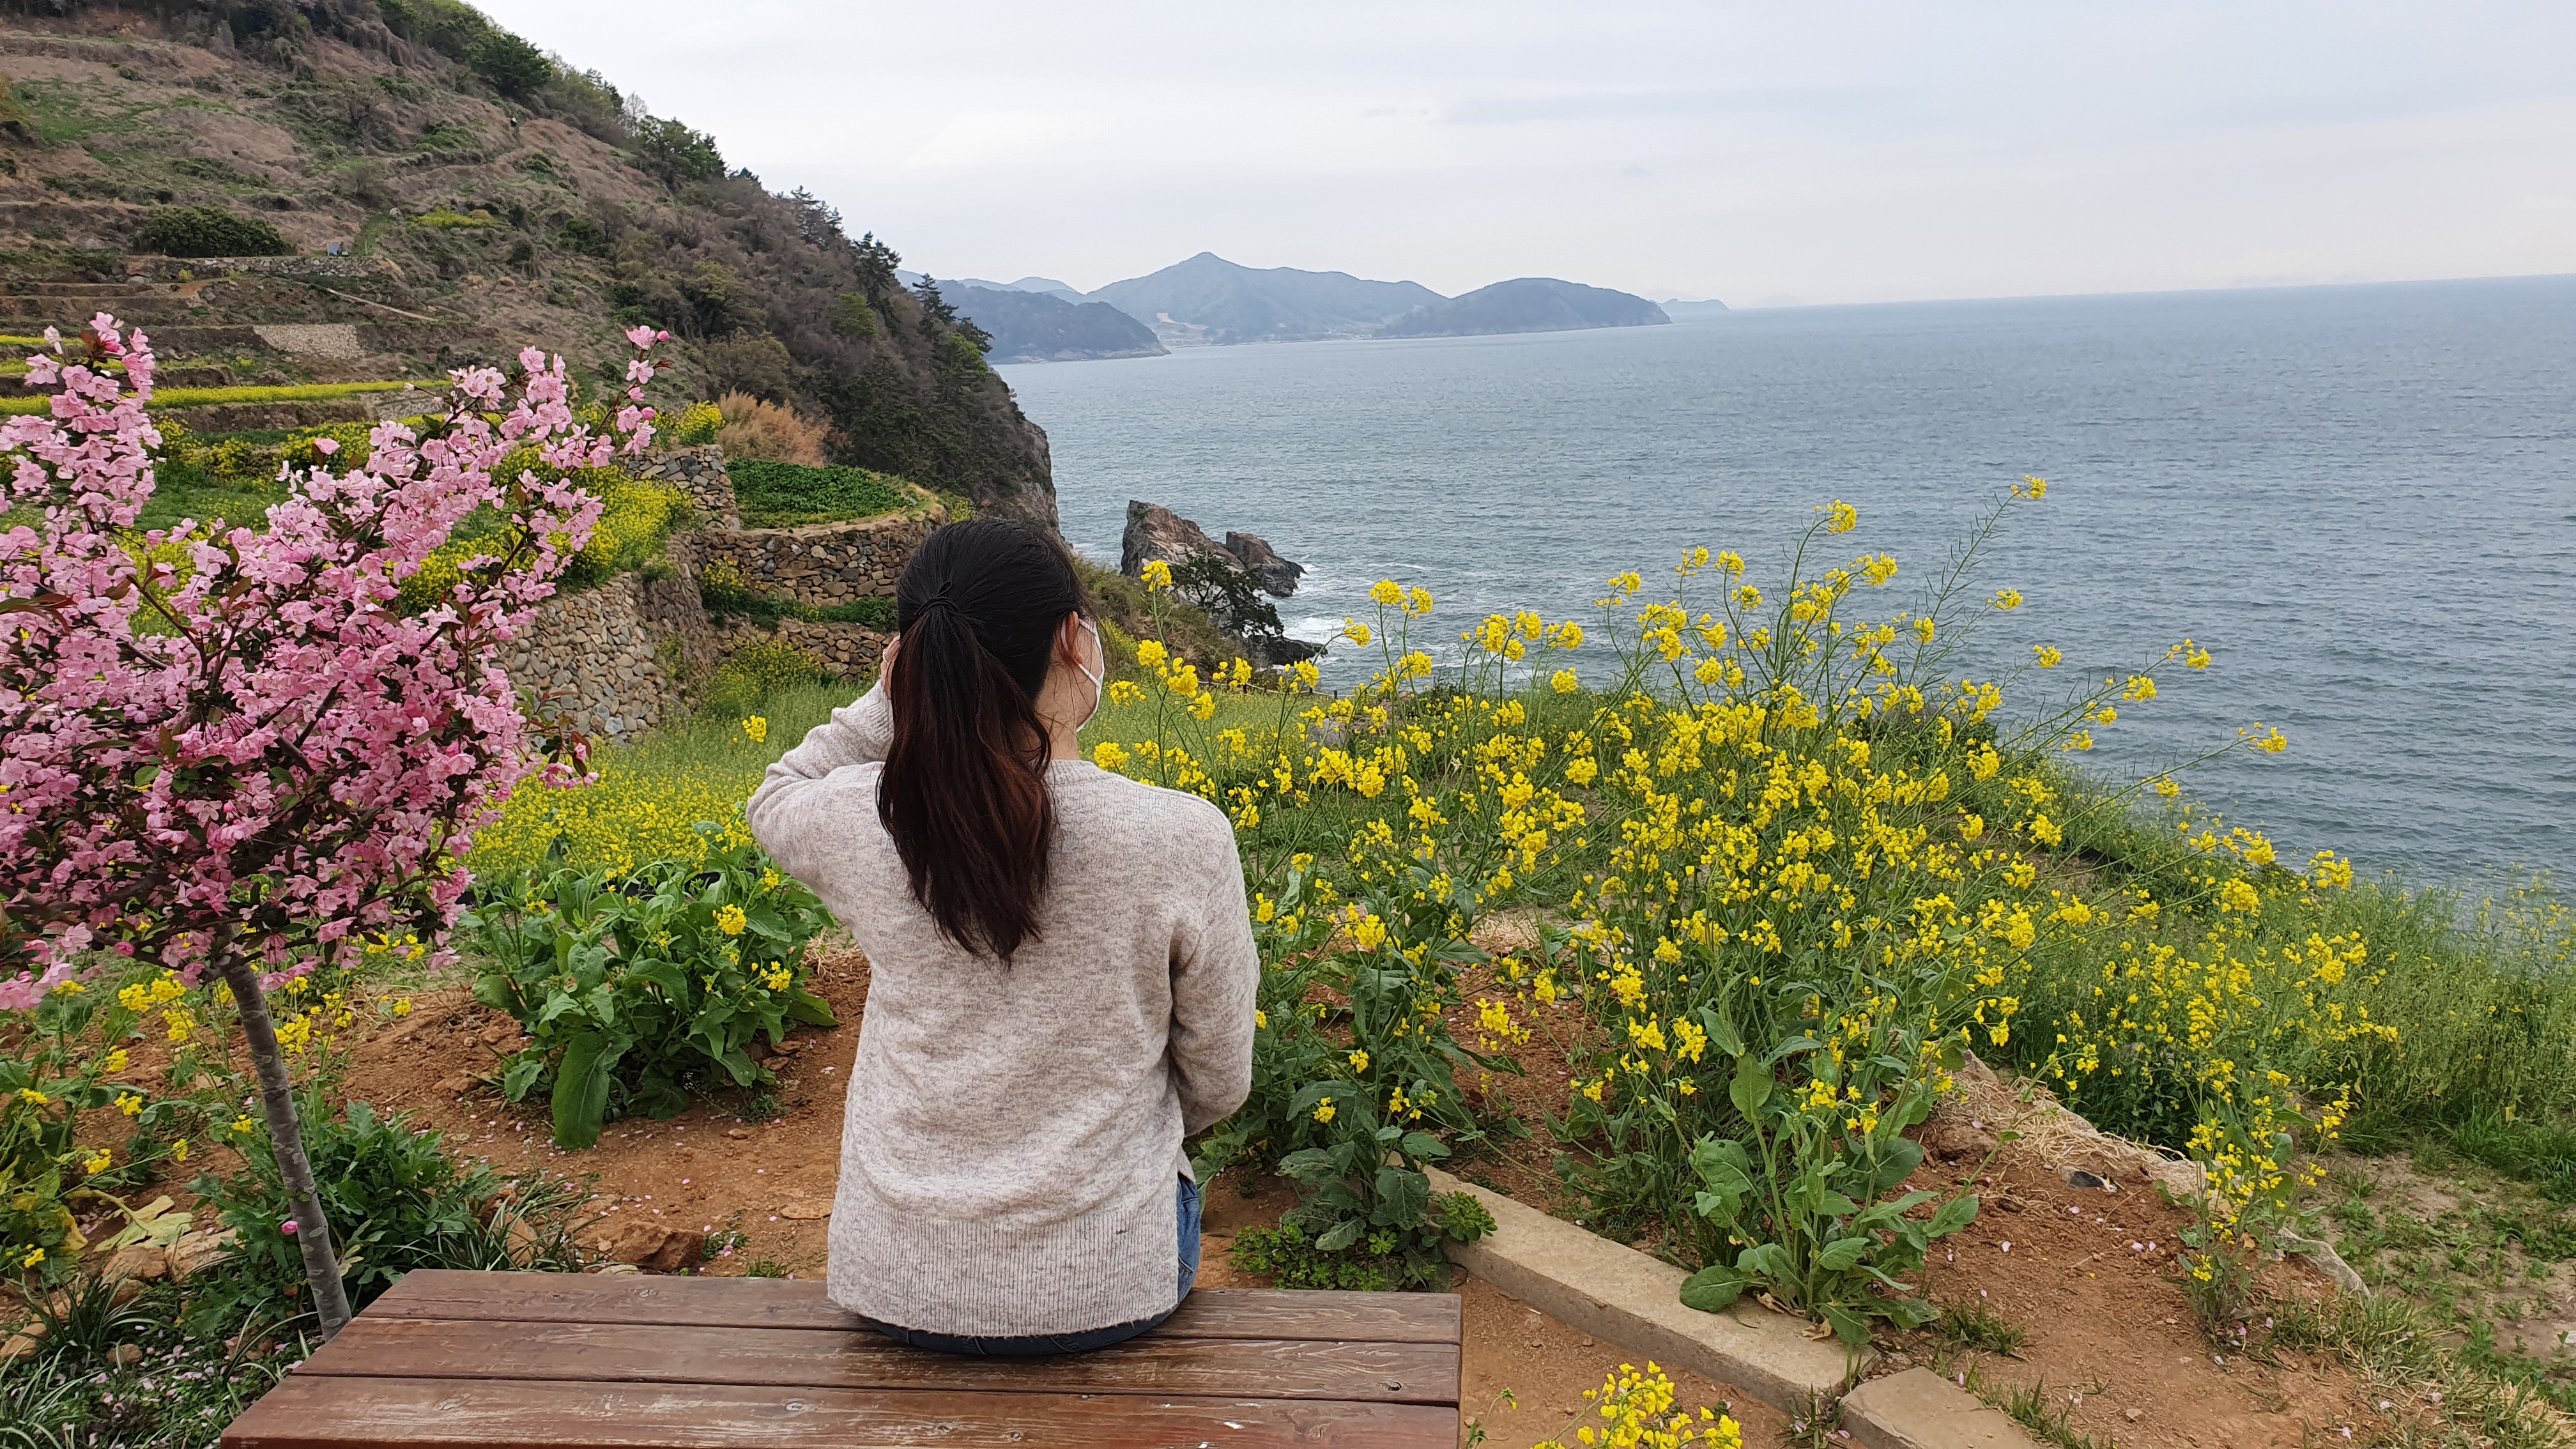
[1313,1218,1365,1253]
[1736,1242,1795,1280]
[500,1057,544,1103]
[1277,1148,1339,1184]
[1926,1193,1981,1238]
[1696,1003,1745,1060]
[1821,1304,1871,1348]
[1816,1236,1870,1271]
[1765,1036,1827,1064]
[549,1032,620,1150]
[1883,1296,1940,1330]
[1370,1166,1431,1229]
[1729,1053,1773,1119]
[1678,1266,1749,1314]
[785,992,838,1028]
[470,974,516,1014]
[1871,1137,1926,1194]
[1399,1131,1450,1162]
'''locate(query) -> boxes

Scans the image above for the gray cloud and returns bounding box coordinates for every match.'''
[479,0,2576,305]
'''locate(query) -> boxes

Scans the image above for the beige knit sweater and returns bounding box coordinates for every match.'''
[746,682,1258,1336]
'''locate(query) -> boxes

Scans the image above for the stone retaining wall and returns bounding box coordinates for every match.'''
[699,510,940,608]
[497,448,929,734]
[631,445,739,528]
[501,573,676,743]
[715,617,890,678]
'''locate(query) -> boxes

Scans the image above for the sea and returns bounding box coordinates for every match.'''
[998,276,2576,887]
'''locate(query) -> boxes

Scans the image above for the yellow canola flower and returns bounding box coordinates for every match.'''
[1824,499,1859,533]
[1312,1096,1337,1124]
[1140,559,1173,590]
[740,716,768,744]
[716,905,748,936]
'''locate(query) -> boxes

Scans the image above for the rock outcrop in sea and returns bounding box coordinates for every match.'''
[1119,501,1303,597]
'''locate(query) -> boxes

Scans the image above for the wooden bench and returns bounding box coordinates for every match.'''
[221,1269,1462,1448]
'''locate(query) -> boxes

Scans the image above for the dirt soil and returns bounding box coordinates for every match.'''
[1900,1157,2372,1447]
[306,951,1787,1447]
[88,944,2398,1448]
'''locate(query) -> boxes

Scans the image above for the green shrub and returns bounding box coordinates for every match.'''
[415,208,499,230]
[185,1096,588,1330]
[729,459,910,528]
[134,206,291,259]
[467,29,553,100]
[464,834,836,1148]
[1229,1191,1494,1291]
[565,474,690,586]
[705,638,832,716]
[632,116,725,188]
[665,399,723,446]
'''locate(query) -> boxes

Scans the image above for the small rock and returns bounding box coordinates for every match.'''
[2124,1408,2143,1423]
[724,1128,752,1140]
[2061,1168,2115,1192]
[109,1277,145,1308]
[582,1262,642,1276]
[599,1220,707,1273]
[433,1073,473,1096]
[108,1343,144,1368]
[1919,1118,2000,1162]
[0,1333,40,1365]
[779,1199,833,1221]
[167,1228,240,1281]
[103,1245,169,1284]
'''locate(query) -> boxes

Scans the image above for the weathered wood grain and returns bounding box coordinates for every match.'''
[300,1315,1458,1404]
[220,1376,1460,1449]
[367,1271,1462,1346]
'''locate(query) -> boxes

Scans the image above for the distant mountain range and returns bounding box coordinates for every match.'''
[945,284,1167,364]
[1089,252,1446,347]
[1379,278,1669,338]
[924,254,1706,362]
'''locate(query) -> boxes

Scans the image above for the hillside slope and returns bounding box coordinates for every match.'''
[0,1,1057,526]
[1089,251,1442,346]
[1377,277,1669,338]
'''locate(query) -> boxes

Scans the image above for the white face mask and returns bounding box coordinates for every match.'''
[1073,618,1105,732]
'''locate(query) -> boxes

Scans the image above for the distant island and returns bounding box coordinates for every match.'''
[1088,252,1444,346]
[944,282,1168,364]
[940,253,1715,361]
[1377,277,1669,338]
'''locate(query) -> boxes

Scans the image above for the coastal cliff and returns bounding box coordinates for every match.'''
[0,1,1060,528]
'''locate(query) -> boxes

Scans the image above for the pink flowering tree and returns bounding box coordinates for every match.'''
[0,316,669,1338]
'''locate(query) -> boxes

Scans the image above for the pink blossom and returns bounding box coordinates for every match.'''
[0,318,663,994]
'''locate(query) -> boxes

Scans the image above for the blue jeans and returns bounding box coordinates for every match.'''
[863,1174,1202,1356]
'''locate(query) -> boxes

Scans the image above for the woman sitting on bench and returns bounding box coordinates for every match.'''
[748,519,1258,1355]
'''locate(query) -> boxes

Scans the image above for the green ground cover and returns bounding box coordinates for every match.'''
[727,459,914,528]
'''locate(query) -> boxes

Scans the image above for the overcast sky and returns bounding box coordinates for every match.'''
[479,1,2576,306]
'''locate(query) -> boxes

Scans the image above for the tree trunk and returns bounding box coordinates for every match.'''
[215,932,355,1340]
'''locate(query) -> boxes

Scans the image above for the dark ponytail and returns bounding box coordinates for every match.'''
[877,519,1094,961]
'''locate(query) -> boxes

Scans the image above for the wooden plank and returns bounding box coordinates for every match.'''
[297,1317,1459,1406]
[221,1374,1459,1449]
[369,1271,1462,1346]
